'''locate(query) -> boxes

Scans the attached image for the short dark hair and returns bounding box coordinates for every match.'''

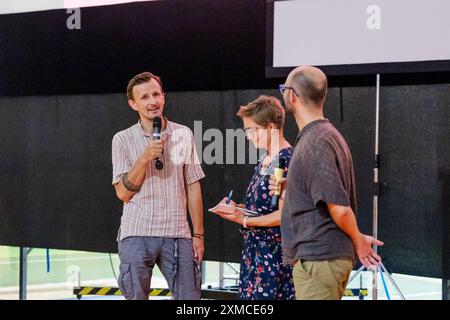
[127,72,163,100]
[291,70,327,105]
[236,95,285,129]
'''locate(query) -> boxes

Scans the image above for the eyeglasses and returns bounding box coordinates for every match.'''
[279,84,299,97]
[243,127,264,136]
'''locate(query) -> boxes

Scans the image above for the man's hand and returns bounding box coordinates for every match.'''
[354,234,384,268]
[141,140,164,163]
[193,237,204,263]
[186,181,204,263]
[327,203,384,268]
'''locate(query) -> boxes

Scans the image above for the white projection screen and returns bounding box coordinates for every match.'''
[267,0,450,77]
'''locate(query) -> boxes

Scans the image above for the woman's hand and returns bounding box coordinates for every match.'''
[219,197,236,206]
[213,200,245,225]
[268,174,287,197]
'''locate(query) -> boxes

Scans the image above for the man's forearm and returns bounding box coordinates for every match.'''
[328,204,361,244]
[187,181,204,235]
[115,157,148,202]
[126,157,148,186]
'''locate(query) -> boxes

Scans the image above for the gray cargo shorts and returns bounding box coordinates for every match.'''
[117,236,201,300]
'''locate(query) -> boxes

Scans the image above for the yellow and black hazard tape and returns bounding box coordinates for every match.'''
[73,287,171,298]
[201,288,368,300]
[344,288,368,297]
[73,286,367,299]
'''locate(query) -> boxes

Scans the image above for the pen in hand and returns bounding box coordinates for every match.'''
[225,190,233,204]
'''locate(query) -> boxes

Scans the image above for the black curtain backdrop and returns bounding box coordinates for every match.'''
[0,0,449,278]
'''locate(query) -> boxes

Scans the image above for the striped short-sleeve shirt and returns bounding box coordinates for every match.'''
[112,119,205,241]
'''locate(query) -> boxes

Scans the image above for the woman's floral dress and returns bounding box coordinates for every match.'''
[238,147,295,300]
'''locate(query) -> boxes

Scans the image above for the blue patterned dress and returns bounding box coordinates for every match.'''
[238,147,295,300]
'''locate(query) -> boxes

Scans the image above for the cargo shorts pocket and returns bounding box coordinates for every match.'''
[118,263,134,300]
[193,260,202,290]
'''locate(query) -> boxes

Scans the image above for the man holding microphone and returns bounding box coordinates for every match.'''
[111,72,205,300]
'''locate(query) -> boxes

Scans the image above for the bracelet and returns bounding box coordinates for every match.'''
[122,173,141,192]
[243,216,249,228]
[193,235,204,240]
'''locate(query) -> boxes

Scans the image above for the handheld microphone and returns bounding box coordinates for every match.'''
[152,117,164,170]
[270,157,287,208]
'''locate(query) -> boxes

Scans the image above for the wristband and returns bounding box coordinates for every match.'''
[122,173,141,192]
[243,216,249,228]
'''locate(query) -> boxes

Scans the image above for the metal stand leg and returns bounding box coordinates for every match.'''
[372,265,378,299]
[218,262,240,289]
[19,247,33,300]
[348,265,365,284]
[372,73,381,300]
[219,262,225,289]
[347,263,405,300]
[201,261,206,285]
[346,74,405,300]
[443,278,449,300]
[379,262,406,300]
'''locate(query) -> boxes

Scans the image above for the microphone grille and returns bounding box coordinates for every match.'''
[153,117,162,126]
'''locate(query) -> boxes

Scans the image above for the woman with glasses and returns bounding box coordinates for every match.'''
[213,95,295,300]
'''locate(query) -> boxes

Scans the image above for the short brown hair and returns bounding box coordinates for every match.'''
[127,72,163,100]
[236,95,285,128]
